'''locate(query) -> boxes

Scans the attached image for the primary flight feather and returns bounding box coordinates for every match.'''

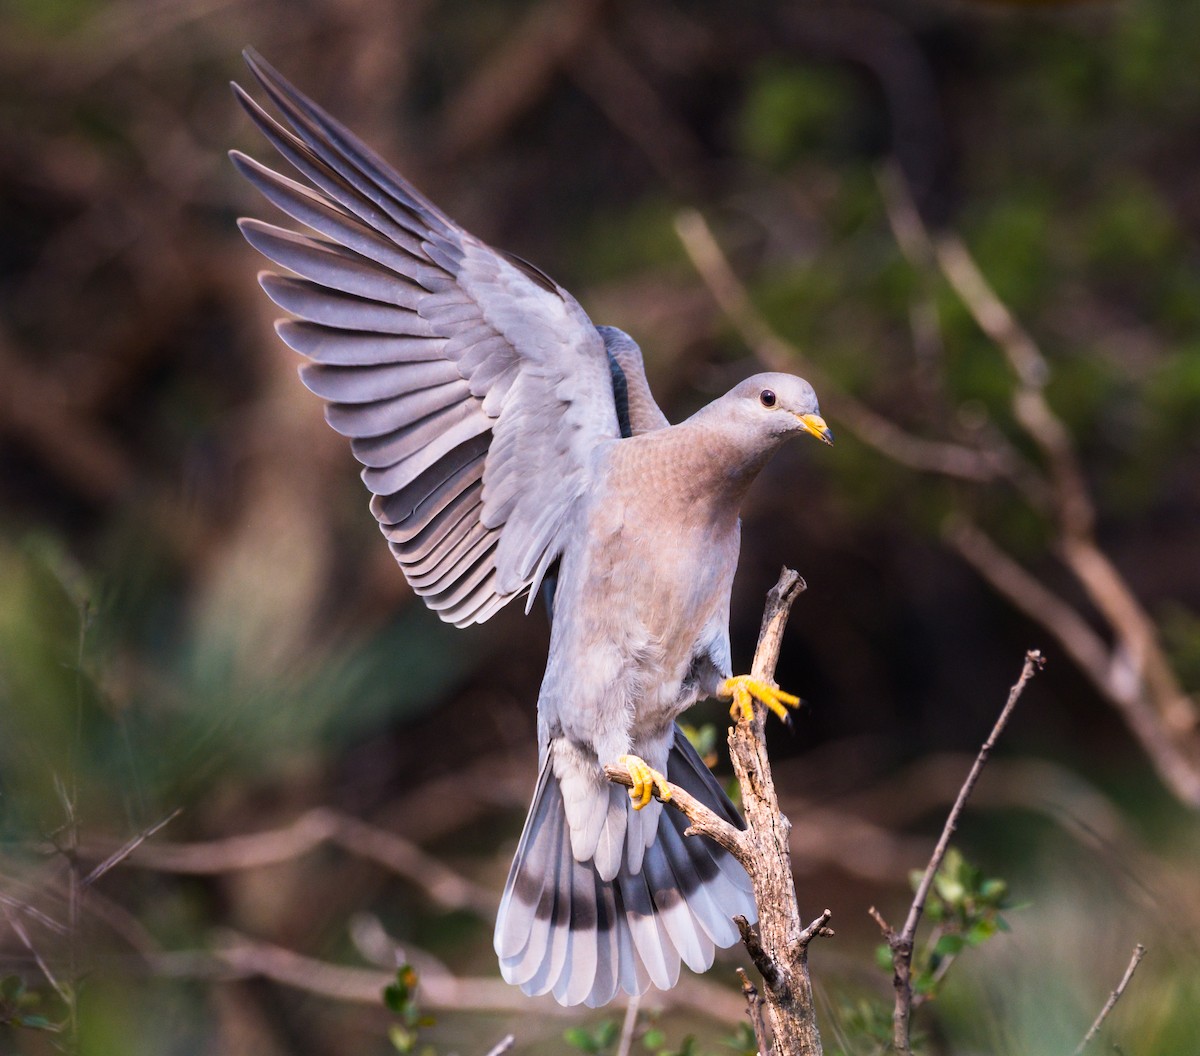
[232,48,832,1007]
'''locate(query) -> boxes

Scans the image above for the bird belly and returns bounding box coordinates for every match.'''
[540,491,736,765]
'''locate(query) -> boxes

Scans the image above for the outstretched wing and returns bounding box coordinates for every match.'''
[232,49,623,627]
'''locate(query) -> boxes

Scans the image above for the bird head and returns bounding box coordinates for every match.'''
[726,373,833,446]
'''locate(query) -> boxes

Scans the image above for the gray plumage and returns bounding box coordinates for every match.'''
[232,49,832,1007]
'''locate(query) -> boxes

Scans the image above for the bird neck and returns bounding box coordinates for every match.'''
[661,416,777,522]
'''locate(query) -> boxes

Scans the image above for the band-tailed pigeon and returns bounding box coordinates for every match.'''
[231,49,832,1008]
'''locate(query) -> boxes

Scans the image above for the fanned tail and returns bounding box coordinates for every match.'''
[493,728,756,1007]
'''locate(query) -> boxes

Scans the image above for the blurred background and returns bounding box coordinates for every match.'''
[2,0,1200,1053]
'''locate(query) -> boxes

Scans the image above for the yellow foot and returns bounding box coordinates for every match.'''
[617,755,672,810]
[719,674,801,725]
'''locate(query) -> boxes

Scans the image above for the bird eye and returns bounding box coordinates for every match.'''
[759,389,776,408]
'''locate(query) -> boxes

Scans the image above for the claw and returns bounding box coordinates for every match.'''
[719,674,801,724]
[617,754,672,810]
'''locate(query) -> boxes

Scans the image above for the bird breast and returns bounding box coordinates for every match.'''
[548,430,745,741]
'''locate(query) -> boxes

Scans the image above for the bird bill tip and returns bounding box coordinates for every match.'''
[798,413,834,445]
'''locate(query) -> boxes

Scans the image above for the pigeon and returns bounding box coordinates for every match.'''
[231,48,832,1008]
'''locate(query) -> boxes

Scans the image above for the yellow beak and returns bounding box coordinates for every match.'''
[798,413,834,445]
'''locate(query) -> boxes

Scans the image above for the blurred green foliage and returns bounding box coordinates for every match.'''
[2,0,1199,1052]
[385,966,436,1055]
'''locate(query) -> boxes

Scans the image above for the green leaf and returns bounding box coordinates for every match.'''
[564,1027,593,1051]
[597,1019,619,1047]
[389,1024,416,1053]
[933,872,966,906]
[934,933,967,957]
[642,1028,666,1049]
[966,919,999,946]
[722,1022,758,1056]
[17,1013,54,1031]
[979,877,1008,903]
[383,985,405,1014]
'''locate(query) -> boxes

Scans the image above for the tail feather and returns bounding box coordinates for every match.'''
[620,862,679,992]
[495,769,562,985]
[524,863,570,994]
[592,873,628,1008]
[658,808,737,949]
[638,821,712,971]
[494,729,757,1006]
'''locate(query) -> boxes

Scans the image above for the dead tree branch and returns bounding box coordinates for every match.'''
[872,650,1043,1055]
[437,0,608,160]
[738,966,771,1056]
[1073,944,1146,1055]
[608,568,829,1055]
[79,807,497,917]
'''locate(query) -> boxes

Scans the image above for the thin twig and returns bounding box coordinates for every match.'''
[82,809,182,887]
[1073,944,1146,1055]
[898,651,1043,1003]
[874,650,1044,1054]
[80,807,498,916]
[797,910,834,949]
[2,908,69,1005]
[738,967,771,1056]
[616,993,641,1056]
[735,915,785,996]
[483,1034,517,1056]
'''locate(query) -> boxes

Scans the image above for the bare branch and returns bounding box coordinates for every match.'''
[570,30,704,192]
[737,967,771,1056]
[735,914,786,997]
[616,993,640,1056]
[483,1035,517,1056]
[944,519,1109,678]
[947,518,1200,809]
[728,569,826,1055]
[602,763,749,860]
[924,212,1199,751]
[437,0,608,160]
[1074,944,1147,1055]
[80,807,498,917]
[152,931,573,1015]
[797,909,834,949]
[2,906,70,1006]
[147,931,744,1021]
[606,569,826,1051]
[82,810,181,887]
[876,650,1044,1055]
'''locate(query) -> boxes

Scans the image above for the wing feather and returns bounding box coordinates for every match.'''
[259,274,437,336]
[235,51,629,625]
[300,363,464,405]
[274,322,446,365]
